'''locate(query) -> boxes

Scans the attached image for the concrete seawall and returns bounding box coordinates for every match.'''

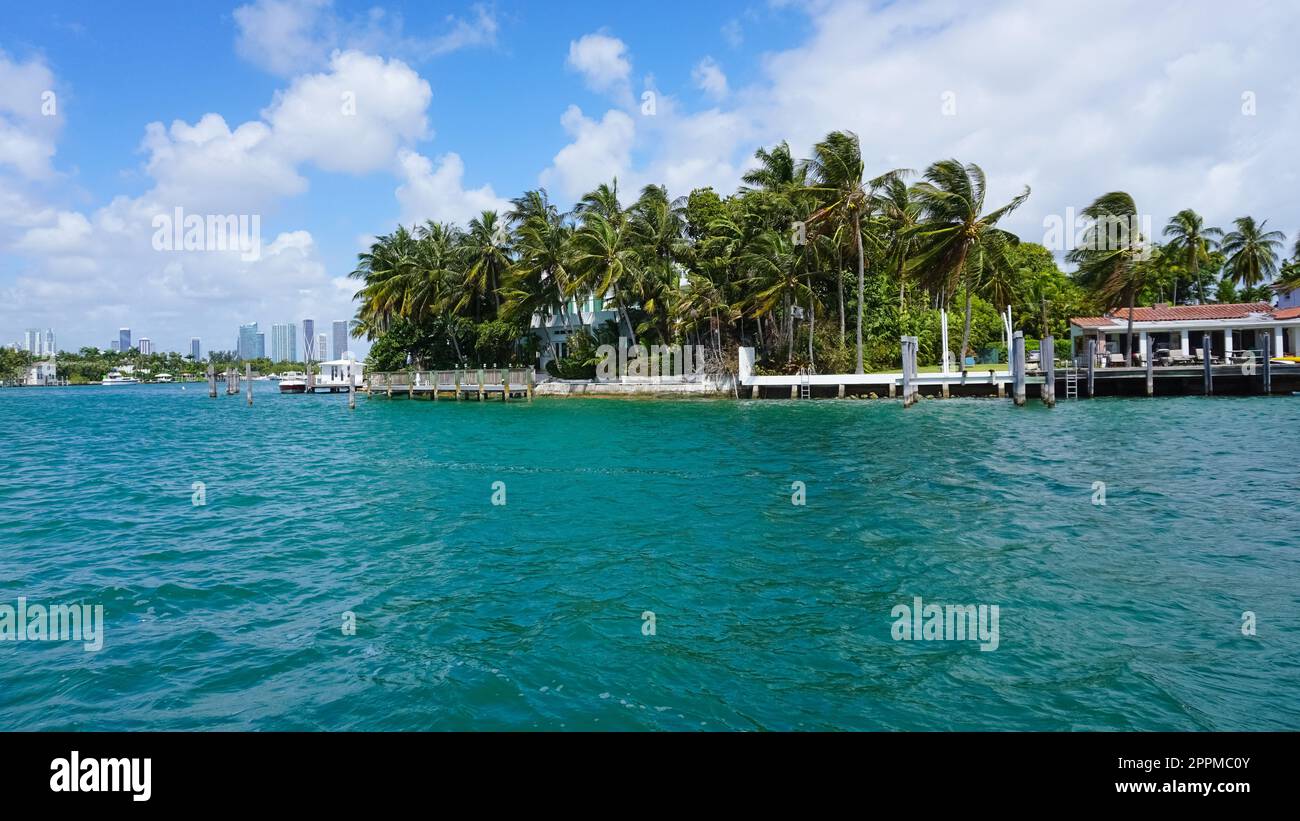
[534,378,734,397]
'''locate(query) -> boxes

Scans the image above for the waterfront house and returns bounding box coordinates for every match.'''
[1069,303,1300,365]
[24,360,57,386]
[531,289,623,371]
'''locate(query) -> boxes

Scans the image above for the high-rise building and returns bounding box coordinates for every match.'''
[271,323,298,362]
[317,333,329,362]
[190,338,202,361]
[332,319,350,359]
[238,323,259,360]
[23,329,55,357]
[110,340,121,352]
[256,332,266,360]
[138,337,153,355]
[302,319,316,361]
[119,328,131,352]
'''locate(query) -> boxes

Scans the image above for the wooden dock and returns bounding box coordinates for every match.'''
[739,337,1300,401]
[364,367,535,401]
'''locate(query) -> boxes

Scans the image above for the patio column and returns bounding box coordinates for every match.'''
[1274,327,1285,359]
[1290,326,1300,356]
[1224,328,1234,356]
[1179,330,1190,356]
[1139,332,1149,363]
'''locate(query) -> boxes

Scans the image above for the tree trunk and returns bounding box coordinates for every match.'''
[854,222,865,374]
[807,280,815,370]
[1125,288,1136,364]
[837,246,845,341]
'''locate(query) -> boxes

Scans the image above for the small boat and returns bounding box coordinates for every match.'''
[101,370,141,386]
[279,371,307,394]
[154,373,174,383]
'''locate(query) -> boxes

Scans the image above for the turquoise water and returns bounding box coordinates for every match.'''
[1,383,1297,730]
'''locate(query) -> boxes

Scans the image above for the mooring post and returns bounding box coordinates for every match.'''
[245,364,252,406]
[455,370,462,401]
[408,371,415,400]
[528,368,535,402]
[1262,333,1272,395]
[900,336,912,407]
[477,367,485,402]
[1145,344,1154,397]
[207,364,216,398]
[502,372,509,402]
[386,374,392,399]
[1012,331,1026,406]
[1042,334,1056,407]
[1086,338,1096,398]
[348,364,356,410]
[1203,333,1213,396]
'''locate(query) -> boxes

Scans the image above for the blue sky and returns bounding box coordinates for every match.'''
[2,0,1298,353]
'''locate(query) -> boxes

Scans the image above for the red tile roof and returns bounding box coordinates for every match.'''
[1111,303,1273,321]
[1276,306,1300,320]
[1071,302,1280,328]
[1070,316,1117,329]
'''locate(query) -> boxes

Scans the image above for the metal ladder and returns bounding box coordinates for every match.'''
[1064,362,1079,399]
[798,369,811,399]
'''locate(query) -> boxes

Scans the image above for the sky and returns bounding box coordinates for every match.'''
[2,0,1299,355]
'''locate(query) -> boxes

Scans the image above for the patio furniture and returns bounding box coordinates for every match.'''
[1107,353,1126,367]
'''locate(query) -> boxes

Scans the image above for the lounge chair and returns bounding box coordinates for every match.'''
[1107,353,1126,367]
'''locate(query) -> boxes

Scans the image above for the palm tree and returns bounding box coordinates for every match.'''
[1220,216,1285,291]
[461,211,512,320]
[570,210,640,346]
[628,184,688,343]
[1161,209,1221,304]
[801,130,907,373]
[741,141,804,194]
[873,175,921,309]
[910,160,1029,369]
[1281,235,1300,289]
[1067,192,1150,365]
[503,190,573,361]
[740,229,815,363]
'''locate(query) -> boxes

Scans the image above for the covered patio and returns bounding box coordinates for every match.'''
[1069,303,1300,368]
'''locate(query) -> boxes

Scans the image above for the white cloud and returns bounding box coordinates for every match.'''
[539,106,636,200]
[566,32,632,100]
[543,0,1300,260]
[0,49,438,351]
[0,51,63,179]
[233,0,499,76]
[395,149,509,226]
[263,50,431,174]
[692,57,728,99]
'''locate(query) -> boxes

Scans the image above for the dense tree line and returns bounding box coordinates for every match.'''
[347,131,1300,375]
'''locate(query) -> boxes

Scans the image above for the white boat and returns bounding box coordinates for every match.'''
[279,360,364,393]
[154,373,174,383]
[101,370,141,386]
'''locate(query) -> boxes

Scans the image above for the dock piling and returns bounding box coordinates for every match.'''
[1011,332,1026,406]
[1042,335,1056,407]
[1086,339,1095,398]
[245,364,252,406]
[1145,345,1154,397]
[1203,333,1213,396]
[348,364,356,410]
[900,335,919,407]
[1262,334,1272,395]
[207,364,216,398]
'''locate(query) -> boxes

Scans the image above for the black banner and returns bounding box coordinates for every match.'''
[3,732,1285,808]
